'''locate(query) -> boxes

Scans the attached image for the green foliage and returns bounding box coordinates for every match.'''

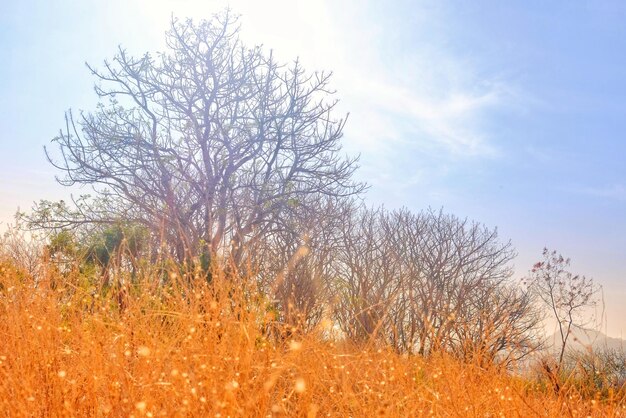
[47,230,78,257]
[198,246,213,284]
[45,223,150,286]
[85,224,147,264]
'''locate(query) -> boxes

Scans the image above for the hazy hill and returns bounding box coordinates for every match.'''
[546,328,626,352]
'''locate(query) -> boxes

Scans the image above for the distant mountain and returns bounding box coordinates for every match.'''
[546,328,625,353]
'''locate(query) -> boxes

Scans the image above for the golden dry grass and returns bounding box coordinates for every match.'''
[0,260,624,417]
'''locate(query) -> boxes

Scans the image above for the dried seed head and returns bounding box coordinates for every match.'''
[137,346,151,357]
[289,340,302,351]
[295,377,306,393]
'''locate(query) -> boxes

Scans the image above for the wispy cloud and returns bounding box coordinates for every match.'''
[576,184,626,202]
[345,76,503,157]
[95,0,513,196]
[316,1,511,195]
[191,0,509,161]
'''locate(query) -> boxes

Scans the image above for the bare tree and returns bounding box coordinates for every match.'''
[332,207,541,364]
[528,248,602,371]
[449,281,542,367]
[42,11,365,267]
[331,207,401,344]
[389,209,539,361]
[252,197,351,335]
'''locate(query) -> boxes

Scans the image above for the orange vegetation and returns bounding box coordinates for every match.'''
[0,261,624,417]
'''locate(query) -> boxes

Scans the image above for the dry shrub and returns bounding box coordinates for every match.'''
[0,224,44,279]
[0,261,624,417]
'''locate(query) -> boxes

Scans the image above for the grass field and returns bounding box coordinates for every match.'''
[0,260,624,417]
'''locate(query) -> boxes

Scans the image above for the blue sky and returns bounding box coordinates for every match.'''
[1,0,624,336]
